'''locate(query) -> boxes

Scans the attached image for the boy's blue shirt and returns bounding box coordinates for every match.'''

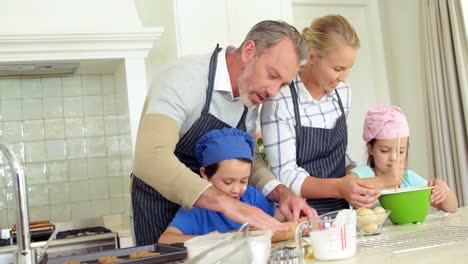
[169,185,275,235]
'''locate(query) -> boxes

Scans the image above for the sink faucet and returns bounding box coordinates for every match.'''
[0,137,35,264]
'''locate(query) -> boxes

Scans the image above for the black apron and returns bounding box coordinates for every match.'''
[131,45,248,246]
[289,83,349,215]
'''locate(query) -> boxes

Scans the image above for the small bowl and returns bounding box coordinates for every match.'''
[356,208,391,236]
[379,186,433,225]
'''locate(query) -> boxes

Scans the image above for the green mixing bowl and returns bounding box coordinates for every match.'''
[378,186,433,225]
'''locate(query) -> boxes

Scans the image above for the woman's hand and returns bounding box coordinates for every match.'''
[428,179,449,205]
[340,174,380,208]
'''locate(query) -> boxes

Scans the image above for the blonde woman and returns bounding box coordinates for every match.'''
[261,14,379,215]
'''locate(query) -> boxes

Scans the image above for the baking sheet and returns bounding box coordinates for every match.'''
[47,244,187,264]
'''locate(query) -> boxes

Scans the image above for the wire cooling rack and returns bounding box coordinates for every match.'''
[357,225,468,254]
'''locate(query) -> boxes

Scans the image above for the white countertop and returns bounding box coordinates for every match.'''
[309,206,468,264]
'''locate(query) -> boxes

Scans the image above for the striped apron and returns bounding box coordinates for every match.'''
[289,83,350,215]
[131,45,248,246]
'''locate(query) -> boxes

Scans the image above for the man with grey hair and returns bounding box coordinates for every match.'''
[131,20,316,246]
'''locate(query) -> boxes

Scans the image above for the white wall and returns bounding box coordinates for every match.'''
[379,0,432,180]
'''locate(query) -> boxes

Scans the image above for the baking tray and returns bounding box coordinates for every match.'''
[47,244,187,264]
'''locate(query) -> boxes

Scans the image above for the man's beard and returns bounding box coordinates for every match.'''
[237,58,255,107]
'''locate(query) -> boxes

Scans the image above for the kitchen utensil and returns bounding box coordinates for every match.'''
[36,226,60,263]
[379,186,433,224]
[305,209,357,261]
[47,244,187,264]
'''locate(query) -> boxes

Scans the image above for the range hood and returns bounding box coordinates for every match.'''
[0,62,79,78]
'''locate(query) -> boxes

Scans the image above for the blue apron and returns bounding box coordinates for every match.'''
[289,83,349,215]
[131,45,248,246]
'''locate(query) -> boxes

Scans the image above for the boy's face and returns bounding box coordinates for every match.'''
[368,137,408,174]
[202,159,251,200]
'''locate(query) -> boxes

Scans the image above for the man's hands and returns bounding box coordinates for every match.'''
[340,174,380,208]
[268,184,318,221]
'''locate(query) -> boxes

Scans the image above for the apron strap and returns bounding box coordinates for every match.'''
[203,44,223,114]
[289,82,302,127]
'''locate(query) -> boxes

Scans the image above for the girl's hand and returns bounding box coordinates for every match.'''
[376,165,404,188]
[428,179,448,205]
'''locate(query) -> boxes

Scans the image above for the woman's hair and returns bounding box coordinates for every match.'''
[238,20,309,66]
[302,14,360,56]
[203,158,252,179]
[367,139,410,167]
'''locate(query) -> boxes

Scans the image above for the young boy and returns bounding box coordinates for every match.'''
[158,128,286,244]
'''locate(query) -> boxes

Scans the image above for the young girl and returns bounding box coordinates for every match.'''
[158,128,288,244]
[348,105,458,213]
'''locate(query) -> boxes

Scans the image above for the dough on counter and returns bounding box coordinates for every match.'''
[98,256,123,264]
[128,251,161,259]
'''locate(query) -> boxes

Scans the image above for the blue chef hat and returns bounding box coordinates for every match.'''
[195,128,255,167]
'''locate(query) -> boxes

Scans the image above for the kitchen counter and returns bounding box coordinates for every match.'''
[309,206,468,264]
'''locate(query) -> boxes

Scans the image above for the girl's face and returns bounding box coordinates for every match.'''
[307,45,358,94]
[367,138,409,174]
[201,159,251,200]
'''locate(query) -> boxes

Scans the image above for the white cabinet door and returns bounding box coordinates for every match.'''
[292,0,390,163]
[174,0,292,56]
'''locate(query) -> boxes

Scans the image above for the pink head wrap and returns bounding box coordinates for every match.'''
[363,105,409,142]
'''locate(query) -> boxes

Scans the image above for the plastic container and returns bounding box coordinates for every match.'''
[306,209,356,261]
[379,186,433,224]
[184,229,272,264]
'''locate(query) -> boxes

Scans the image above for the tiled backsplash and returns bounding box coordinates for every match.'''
[0,74,133,228]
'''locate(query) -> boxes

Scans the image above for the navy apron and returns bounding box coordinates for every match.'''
[289,83,349,215]
[131,45,248,246]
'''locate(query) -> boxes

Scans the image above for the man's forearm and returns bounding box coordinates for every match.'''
[133,113,211,209]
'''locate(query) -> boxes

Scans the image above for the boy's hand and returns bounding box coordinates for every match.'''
[428,179,449,205]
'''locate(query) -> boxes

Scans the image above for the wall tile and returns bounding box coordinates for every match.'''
[48,182,69,204]
[44,119,65,140]
[105,136,120,157]
[47,161,68,183]
[64,118,85,138]
[0,79,21,99]
[117,115,131,134]
[11,142,25,163]
[25,162,47,185]
[90,199,110,218]
[1,100,23,121]
[23,120,44,141]
[83,95,103,116]
[62,76,82,96]
[104,116,119,136]
[110,197,124,214]
[27,184,49,206]
[0,187,7,210]
[70,201,91,220]
[66,138,86,159]
[67,159,87,181]
[21,79,42,99]
[69,180,89,202]
[2,121,23,142]
[41,77,62,97]
[50,203,71,222]
[87,137,106,158]
[24,141,46,162]
[107,157,122,177]
[88,178,109,200]
[43,97,64,118]
[85,116,105,137]
[45,139,66,161]
[0,210,8,229]
[82,75,102,95]
[7,208,17,226]
[29,205,50,222]
[87,157,107,178]
[63,96,83,117]
[102,94,116,115]
[101,75,115,95]
[22,98,43,120]
[108,177,123,198]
